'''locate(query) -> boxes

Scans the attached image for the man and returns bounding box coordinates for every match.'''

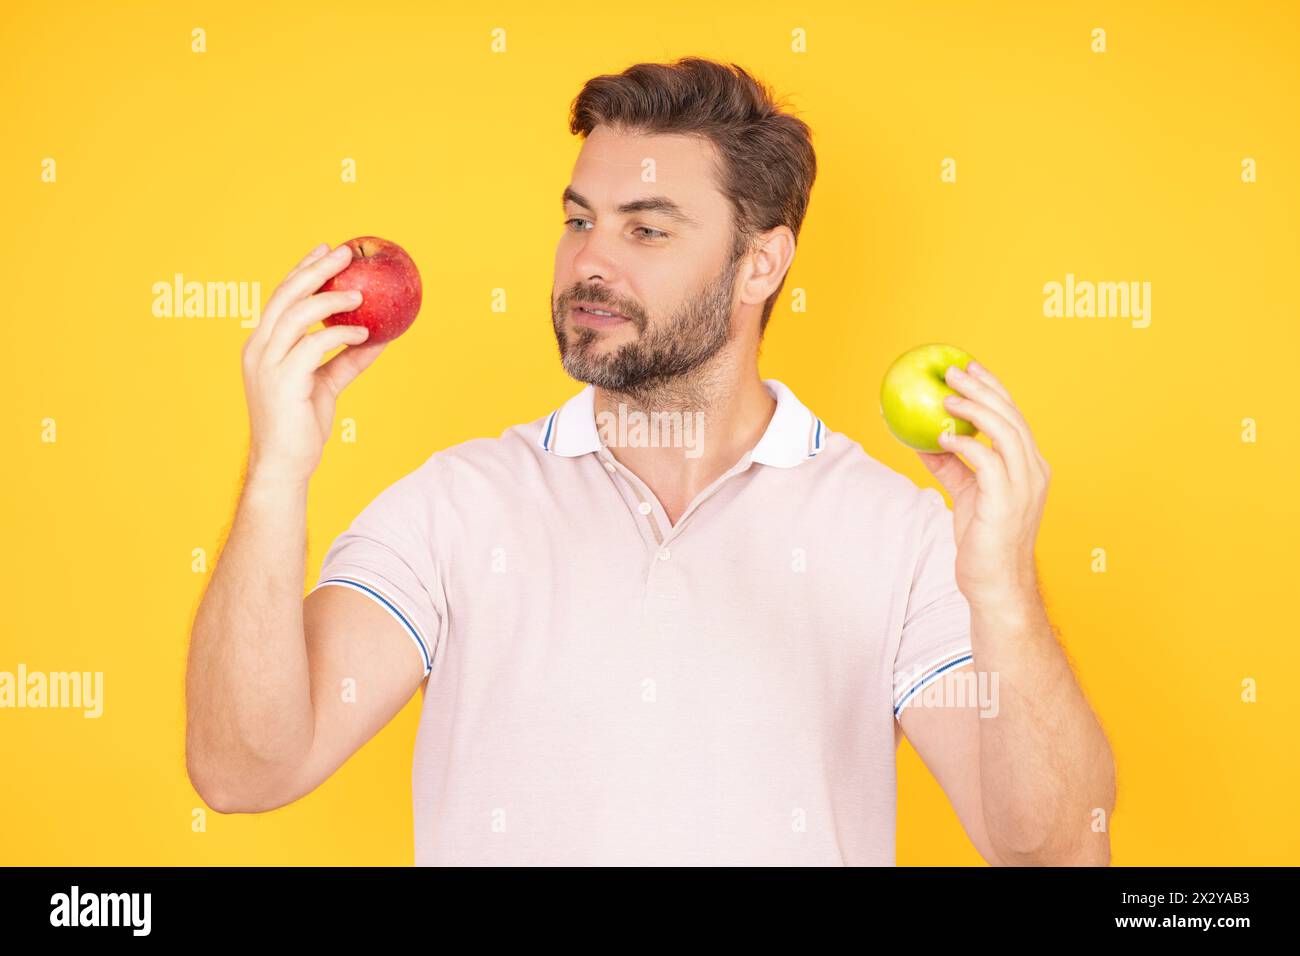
[186,57,1116,865]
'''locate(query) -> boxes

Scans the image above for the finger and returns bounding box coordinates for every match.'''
[966,361,1041,452]
[316,340,387,396]
[941,369,1029,486]
[248,243,332,346]
[284,324,372,379]
[257,243,355,346]
[289,242,331,277]
[937,433,1010,500]
[947,365,1033,443]
[969,361,1050,473]
[264,289,364,365]
[966,360,1013,404]
[918,450,977,500]
[948,364,1044,473]
[243,243,331,361]
[943,392,1031,492]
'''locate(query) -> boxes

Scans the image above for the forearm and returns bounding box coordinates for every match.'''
[972,593,1116,865]
[185,467,316,805]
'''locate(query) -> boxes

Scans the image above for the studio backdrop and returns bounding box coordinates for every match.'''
[2,0,1296,865]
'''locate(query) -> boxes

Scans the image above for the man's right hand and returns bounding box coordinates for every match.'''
[188,243,425,816]
[241,242,386,486]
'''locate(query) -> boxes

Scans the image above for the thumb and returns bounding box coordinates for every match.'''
[919,451,944,473]
[917,450,972,496]
[317,340,386,395]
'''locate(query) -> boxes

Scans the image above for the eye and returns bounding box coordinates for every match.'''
[563,217,668,241]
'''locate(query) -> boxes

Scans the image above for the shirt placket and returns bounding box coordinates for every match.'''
[594,447,756,565]
[596,449,667,552]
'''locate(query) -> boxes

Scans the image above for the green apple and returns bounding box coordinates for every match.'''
[880,343,980,452]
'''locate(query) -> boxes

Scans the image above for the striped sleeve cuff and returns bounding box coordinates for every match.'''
[309,575,434,676]
[893,646,974,720]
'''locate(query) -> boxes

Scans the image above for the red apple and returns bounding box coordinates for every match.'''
[320,236,422,344]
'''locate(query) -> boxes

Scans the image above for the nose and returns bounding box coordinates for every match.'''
[569,223,622,286]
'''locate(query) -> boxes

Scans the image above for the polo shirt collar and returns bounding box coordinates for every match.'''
[537,378,827,468]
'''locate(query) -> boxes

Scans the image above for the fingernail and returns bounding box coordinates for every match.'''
[330,244,352,259]
[312,243,328,255]
[938,432,952,444]
[968,360,984,374]
[944,394,961,407]
[947,365,966,380]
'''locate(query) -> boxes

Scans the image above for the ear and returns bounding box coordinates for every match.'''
[737,225,796,309]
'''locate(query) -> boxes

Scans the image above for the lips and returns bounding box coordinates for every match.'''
[569,303,634,332]
[572,303,629,320]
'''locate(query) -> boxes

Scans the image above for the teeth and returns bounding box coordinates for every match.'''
[584,308,615,316]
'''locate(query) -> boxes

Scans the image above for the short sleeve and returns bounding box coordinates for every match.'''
[892,487,974,720]
[309,455,445,677]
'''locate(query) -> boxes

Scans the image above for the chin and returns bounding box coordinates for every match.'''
[569,327,625,351]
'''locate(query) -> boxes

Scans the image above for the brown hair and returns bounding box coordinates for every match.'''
[569,57,816,336]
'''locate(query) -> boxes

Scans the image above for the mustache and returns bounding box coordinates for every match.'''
[559,295,644,327]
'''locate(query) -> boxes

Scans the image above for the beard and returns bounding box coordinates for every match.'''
[551,251,741,395]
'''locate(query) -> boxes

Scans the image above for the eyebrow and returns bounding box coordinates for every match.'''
[562,186,700,227]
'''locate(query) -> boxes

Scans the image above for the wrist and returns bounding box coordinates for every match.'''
[968,585,1043,631]
[244,458,312,499]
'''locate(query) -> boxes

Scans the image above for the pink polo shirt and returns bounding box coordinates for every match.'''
[312,378,974,865]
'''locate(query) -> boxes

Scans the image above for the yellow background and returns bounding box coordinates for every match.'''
[2,0,1296,865]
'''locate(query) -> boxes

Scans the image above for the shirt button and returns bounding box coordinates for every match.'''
[637,501,652,515]
[658,548,671,561]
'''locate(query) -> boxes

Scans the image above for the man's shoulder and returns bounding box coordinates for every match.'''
[814,429,948,519]
[355,409,559,519]
[408,406,562,485]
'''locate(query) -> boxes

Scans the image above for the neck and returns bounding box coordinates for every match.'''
[592,356,776,524]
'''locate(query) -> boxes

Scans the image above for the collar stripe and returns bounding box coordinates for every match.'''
[809,417,824,457]
[540,409,558,452]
